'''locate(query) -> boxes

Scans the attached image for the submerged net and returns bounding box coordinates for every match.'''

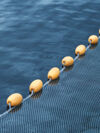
[0,42,100,133]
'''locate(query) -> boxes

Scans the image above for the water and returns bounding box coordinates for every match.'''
[0,0,100,132]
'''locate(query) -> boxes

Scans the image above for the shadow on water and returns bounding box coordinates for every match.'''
[49,78,60,86]
[78,54,85,59]
[63,65,74,72]
[7,104,23,113]
[31,90,42,99]
[90,43,98,50]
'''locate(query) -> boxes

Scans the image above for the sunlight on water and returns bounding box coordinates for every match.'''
[38,0,53,5]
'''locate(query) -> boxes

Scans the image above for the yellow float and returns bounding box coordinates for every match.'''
[62,56,74,67]
[88,35,98,44]
[75,45,86,55]
[29,79,43,93]
[48,67,60,80]
[7,93,23,107]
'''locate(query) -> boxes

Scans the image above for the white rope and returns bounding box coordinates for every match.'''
[0,109,11,118]
[86,44,91,51]
[74,54,79,62]
[43,79,51,88]
[60,66,66,73]
[23,91,34,102]
[0,104,15,118]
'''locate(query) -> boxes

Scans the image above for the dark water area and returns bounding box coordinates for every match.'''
[0,0,100,132]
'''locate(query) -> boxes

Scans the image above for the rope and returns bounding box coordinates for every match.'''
[86,43,91,51]
[0,35,100,119]
[0,104,15,118]
[60,66,66,73]
[74,54,79,62]
[23,91,34,102]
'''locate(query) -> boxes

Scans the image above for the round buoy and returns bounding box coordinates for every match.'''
[75,45,86,55]
[62,56,74,67]
[88,35,98,44]
[29,79,43,93]
[48,67,60,80]
[7,93,23,107]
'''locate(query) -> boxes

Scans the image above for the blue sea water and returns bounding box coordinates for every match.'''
[0,0,100,132]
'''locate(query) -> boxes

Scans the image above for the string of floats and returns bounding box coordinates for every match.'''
[0,30,100,118]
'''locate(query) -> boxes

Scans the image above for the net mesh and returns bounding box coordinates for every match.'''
[0,43,100,133]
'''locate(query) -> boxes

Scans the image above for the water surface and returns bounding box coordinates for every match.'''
[0,0,100,132]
